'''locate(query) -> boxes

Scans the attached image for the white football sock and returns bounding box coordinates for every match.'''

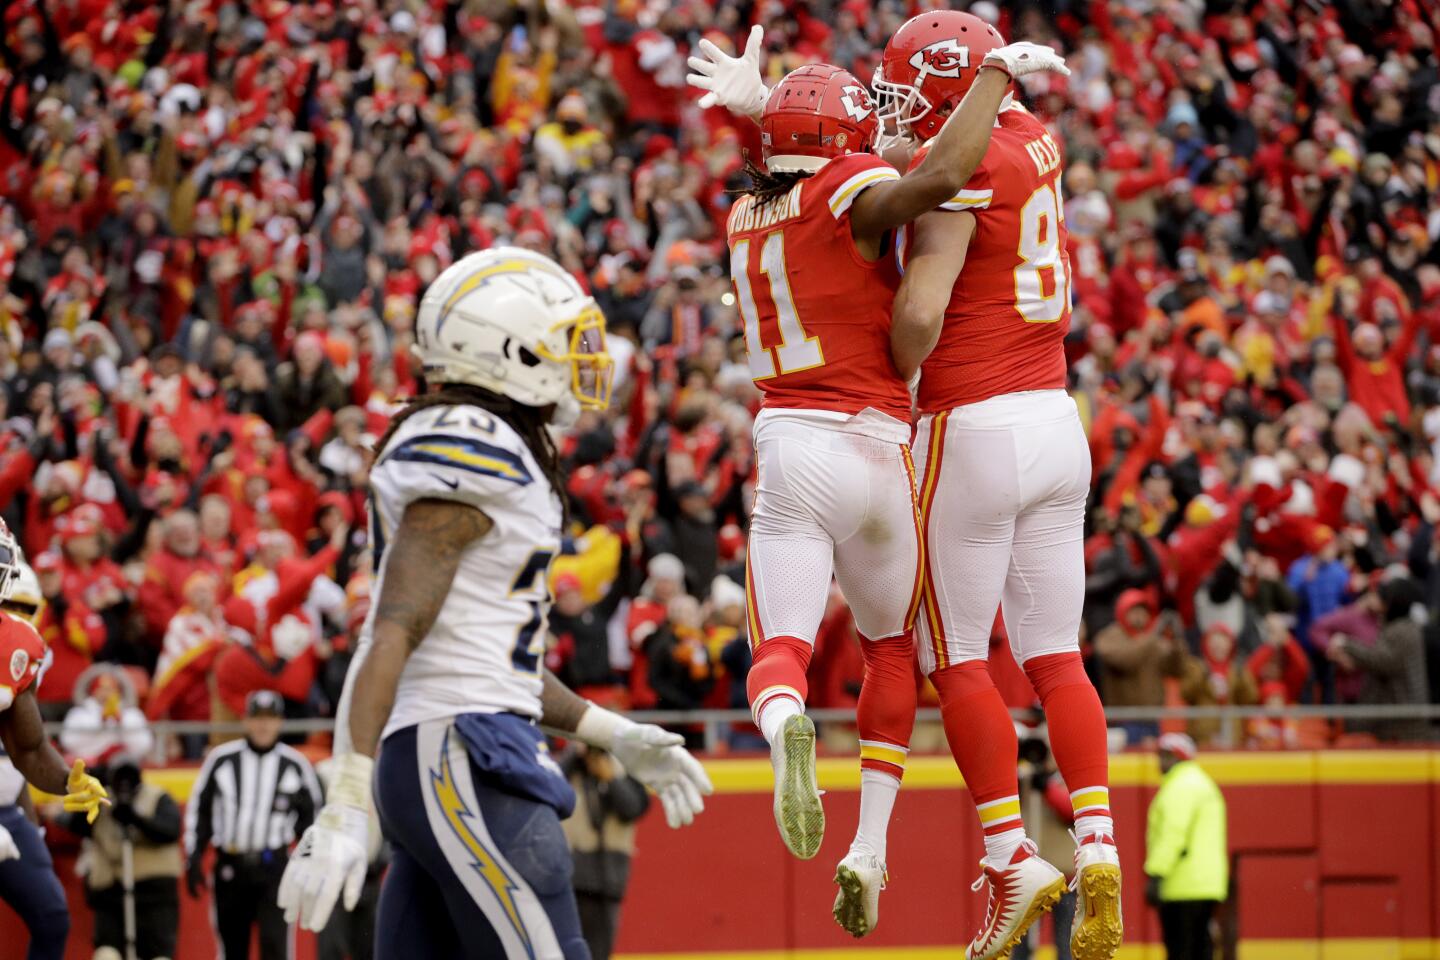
[756,693,803,748]
[984,828,1026,868]
[852,768,901,864]
[1075,814,1115,841]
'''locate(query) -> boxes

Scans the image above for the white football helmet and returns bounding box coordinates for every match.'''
[414,247,614,422]
[1,561,42,626]
[0,519,19,604]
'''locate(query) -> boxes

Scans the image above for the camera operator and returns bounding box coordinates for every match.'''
[561,744,651,960]
[62,755,182,960]
[1013,722,1079,960]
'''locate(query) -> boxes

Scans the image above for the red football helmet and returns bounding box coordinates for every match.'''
[761,63,878,173]
[874,11,1007,142]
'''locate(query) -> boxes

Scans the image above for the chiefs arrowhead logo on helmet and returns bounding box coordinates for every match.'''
[760,64,878,172]
[909,38,971,80]
[839,84,873,122]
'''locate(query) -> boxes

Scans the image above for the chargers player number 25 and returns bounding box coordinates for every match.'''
[509,548,555,674]
[731,232,824,381]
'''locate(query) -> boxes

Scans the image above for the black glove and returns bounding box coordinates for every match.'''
[1145,875,1162,907]
[185,858,206,899]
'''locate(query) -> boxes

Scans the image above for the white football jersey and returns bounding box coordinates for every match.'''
[363,403,560,739]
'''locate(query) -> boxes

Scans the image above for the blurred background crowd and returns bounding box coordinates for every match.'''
[0,0,1437,766]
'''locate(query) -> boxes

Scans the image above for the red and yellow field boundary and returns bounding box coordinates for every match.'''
[662,749,1440,794]
[45,748,1429,804]
[616,943,1440,960]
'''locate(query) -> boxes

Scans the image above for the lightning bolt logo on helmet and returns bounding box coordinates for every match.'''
[910,38,971,80]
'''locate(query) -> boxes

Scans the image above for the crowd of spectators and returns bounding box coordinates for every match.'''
[0,0,1437,758]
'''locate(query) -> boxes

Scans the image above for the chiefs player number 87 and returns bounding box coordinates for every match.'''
[1016,181,1070,324]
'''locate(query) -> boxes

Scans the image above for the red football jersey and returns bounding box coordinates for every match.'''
[0,611,45,707]
[726,153,912,421]
[904,108,1072,413]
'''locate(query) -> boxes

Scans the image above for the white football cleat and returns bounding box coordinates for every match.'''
[965,840,1067,960]
[833,847,887,938]
[1071,833,1124,960]
[771,713,824,859]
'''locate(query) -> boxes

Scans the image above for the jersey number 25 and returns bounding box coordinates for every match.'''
[730,232,825,381]
[509,549,555,675]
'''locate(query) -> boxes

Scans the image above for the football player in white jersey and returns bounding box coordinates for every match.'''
[277,248,713,959]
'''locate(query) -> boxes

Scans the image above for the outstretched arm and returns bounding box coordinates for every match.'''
[852,42,1068,242]
[687,25,769,122]
[849,67,1011,242]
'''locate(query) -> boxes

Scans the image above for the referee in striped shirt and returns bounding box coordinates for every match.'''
[184,690,322,959]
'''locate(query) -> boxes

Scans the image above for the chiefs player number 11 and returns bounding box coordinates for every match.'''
[731,232,825,381]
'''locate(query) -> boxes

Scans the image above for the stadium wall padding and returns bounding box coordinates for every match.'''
[2,750,1437,959]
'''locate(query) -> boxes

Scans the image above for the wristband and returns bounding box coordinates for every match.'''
[574,703,632,749]
[317,799,371,841]
[978,60,1014,82]
[327,753,375,811]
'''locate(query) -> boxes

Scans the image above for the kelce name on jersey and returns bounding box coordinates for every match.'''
[1024,132,1062,178]
[729,182,804,235]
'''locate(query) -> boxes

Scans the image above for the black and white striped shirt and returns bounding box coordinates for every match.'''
[184,740,322,857]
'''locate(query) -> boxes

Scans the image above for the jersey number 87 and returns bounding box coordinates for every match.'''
[1014,181,1069,324]
[730,232,825,381]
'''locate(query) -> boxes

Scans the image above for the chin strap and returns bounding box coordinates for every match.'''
[873,129,912,158]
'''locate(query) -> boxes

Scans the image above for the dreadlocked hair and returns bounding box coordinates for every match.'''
[729,150,814,205]
[374,382,569,520]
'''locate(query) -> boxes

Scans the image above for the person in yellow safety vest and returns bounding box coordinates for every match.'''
[1144,732,1228,960]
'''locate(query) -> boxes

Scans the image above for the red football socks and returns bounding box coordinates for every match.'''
[1024,651,1113,838]
[857,632,917,780]
[932,660,1026,861]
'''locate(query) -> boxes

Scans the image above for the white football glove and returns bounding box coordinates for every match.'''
[686,24,769,120]
[982,41,1071,80]
[0,822,19,862]
[278,754,372,933]
[576,707,714,829]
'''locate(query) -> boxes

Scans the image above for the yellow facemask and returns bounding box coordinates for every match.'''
[537,304,614,411]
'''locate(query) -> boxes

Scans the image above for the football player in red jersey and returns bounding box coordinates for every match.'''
[693,36,1068,938]
[878,12,1121,960]
[0,520,109,825]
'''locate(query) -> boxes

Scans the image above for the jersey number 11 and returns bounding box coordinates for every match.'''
[730,232,825,382]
